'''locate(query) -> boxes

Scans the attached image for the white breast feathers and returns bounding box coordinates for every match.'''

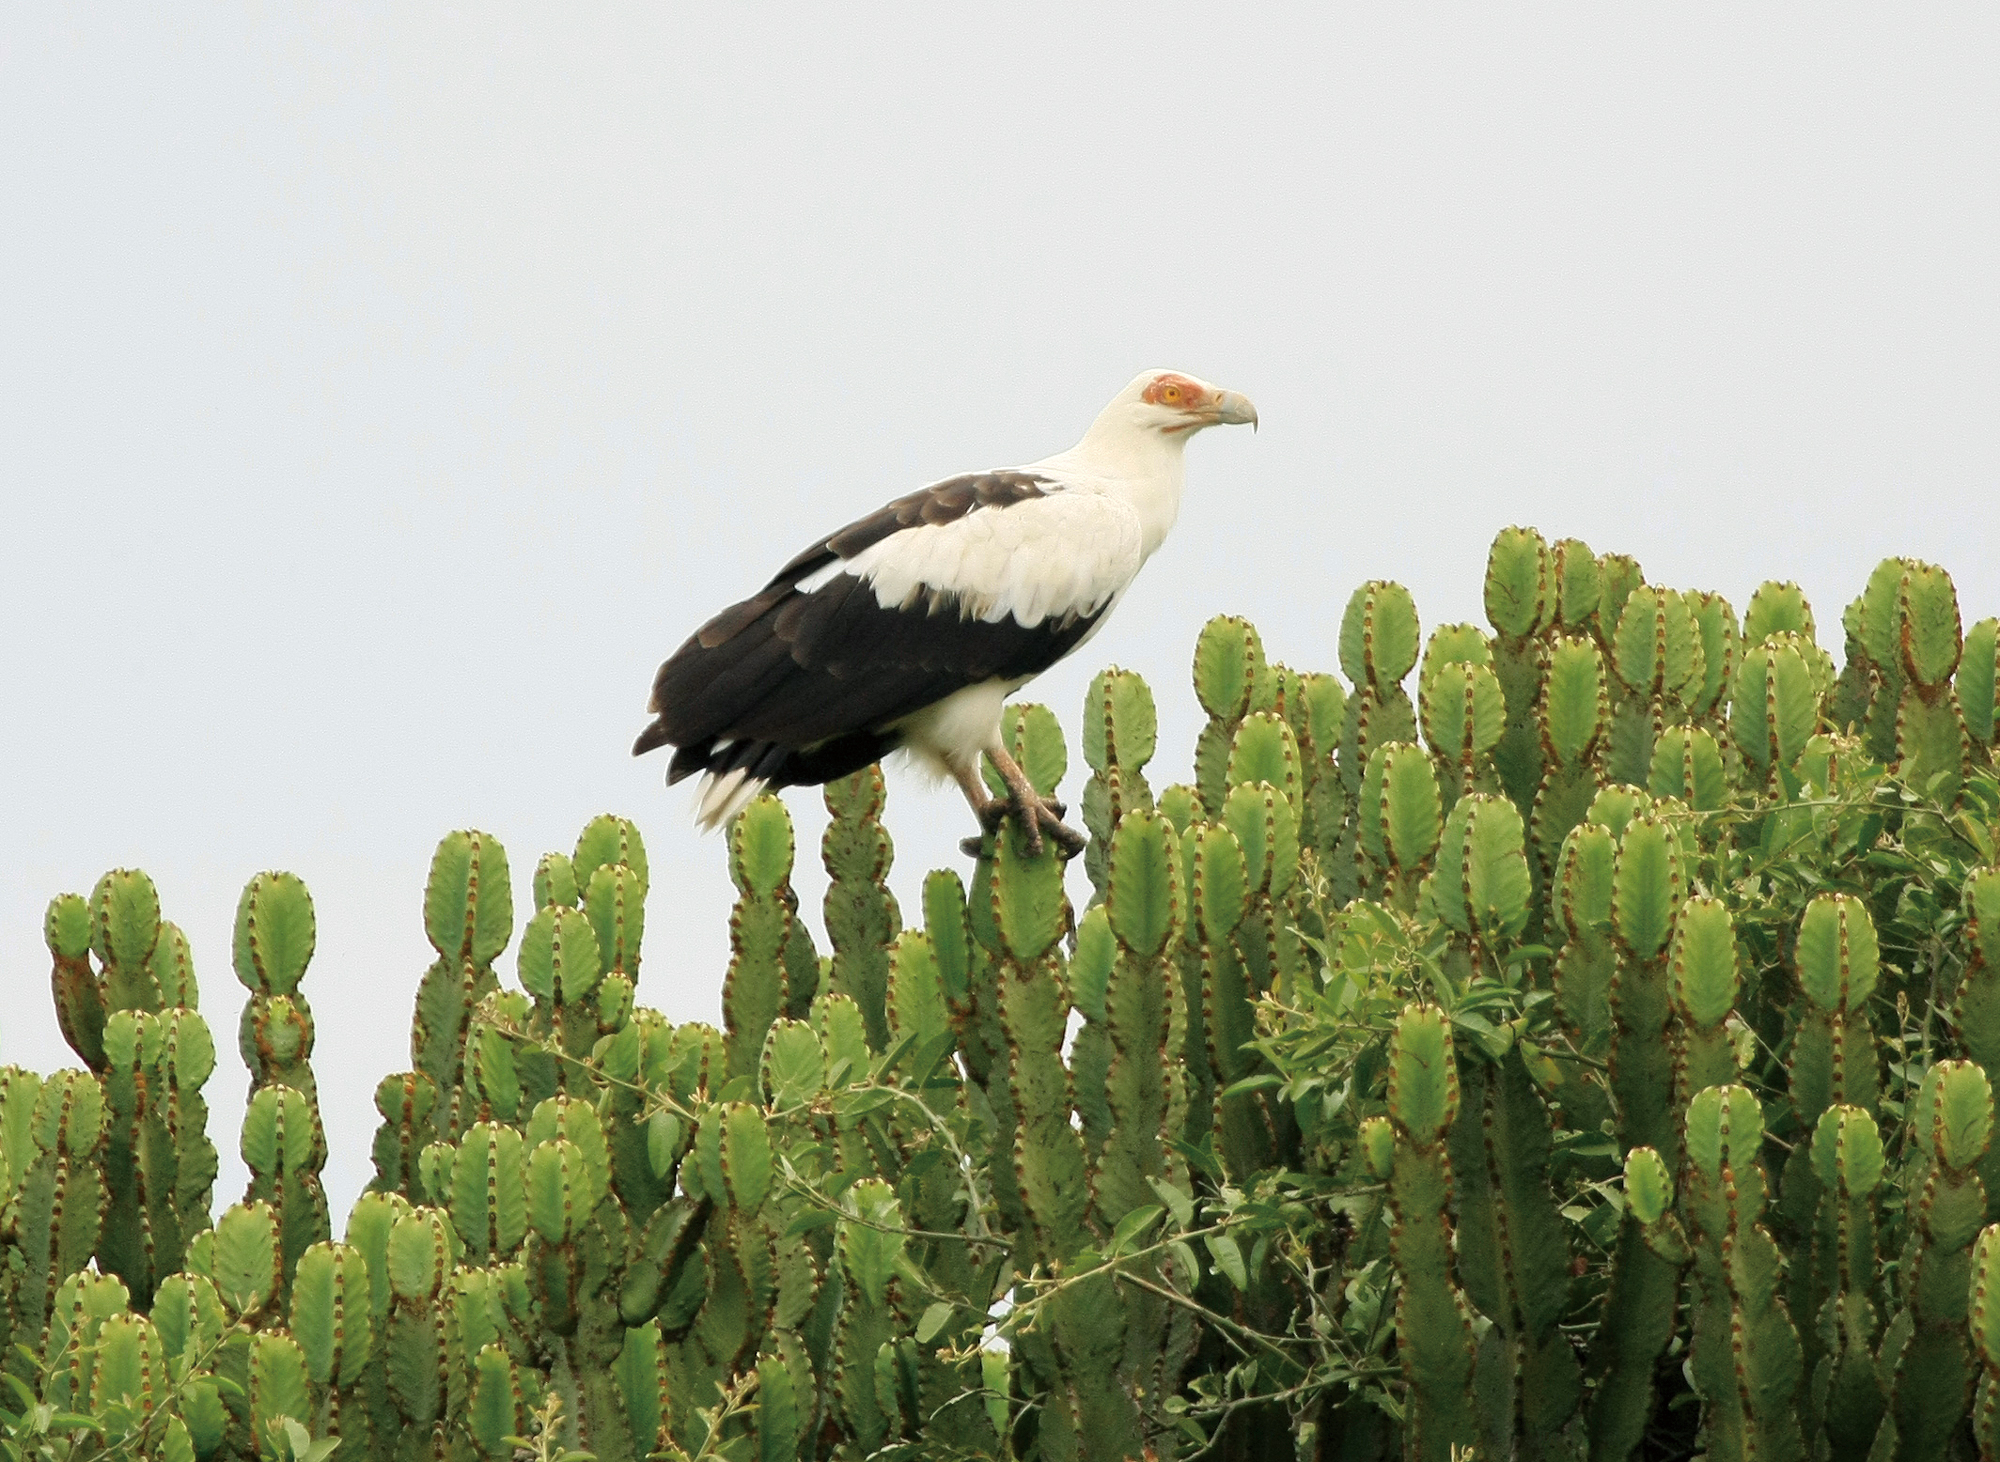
[842,490,1144,629]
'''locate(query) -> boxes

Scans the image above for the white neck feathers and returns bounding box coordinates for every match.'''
[1030,416,1189,562]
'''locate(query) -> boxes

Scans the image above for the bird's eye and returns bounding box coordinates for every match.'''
[1161,384,1181,402]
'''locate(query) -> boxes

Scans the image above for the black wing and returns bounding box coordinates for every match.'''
[634,471,1104,790]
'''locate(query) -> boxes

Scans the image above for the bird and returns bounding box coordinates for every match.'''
[633,368,1258,857]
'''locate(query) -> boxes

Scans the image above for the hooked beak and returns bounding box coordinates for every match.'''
[1211,389,1259,430]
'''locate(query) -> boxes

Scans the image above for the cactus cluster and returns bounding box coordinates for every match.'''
[7,528,2000,1462]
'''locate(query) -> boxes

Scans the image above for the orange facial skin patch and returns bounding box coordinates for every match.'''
[1141,373,1207,409]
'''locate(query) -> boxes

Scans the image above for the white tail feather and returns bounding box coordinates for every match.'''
[693,769,769,832]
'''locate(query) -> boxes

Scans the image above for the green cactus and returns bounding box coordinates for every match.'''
[289,1239,373,1444]
[1970,1223,2000,1460]
[720,795,805,1083]
[1608,810,1684,1158]
[1191,615,1267,819]
[823,766,898,1050]
[1447,1040,1580,1459]
[1958,869,2000,1120]
[411,830,513,1142]
[1807,1105,1888,1454]
[1550,819,1617,1134]
[1225,712,1309,1003]
[1186,815,1277,1180]
[1418,625,1505,807]
[1531,635,1611,878]
[1595,553,1645,649]
[1961,617,1999,764]
[1586,802,1693,1462]
[1080,666,1161,901]
[1891,560,1972,799]
[43,874,218,1307]
[1788,893,1882,1129]
[10,1069,111,1347]
[1680,1085,1803,1462]
[1430,792,1531,977]
[988,815,1085,1266]
[1295,670,1349,879]
[1485,526,1557,818]
[1607,585,1708,787]
[1846,557,1914,762]
[1339,582,1421,813]
[1670,895,1740,1104]
[1085,809,1196,1458]
[1356,742,1441,910]
[20,525,2000,1462]
[1878,1060,1992,1459]
[1381,1004,1478,1462]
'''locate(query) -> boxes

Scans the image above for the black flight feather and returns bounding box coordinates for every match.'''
[634,470,1104,793]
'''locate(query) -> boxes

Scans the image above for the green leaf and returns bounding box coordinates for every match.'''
[1204,1234,1248,1290]
[916,1302,955,1345]
[1147,1176,1195,1230]
[1107,1204,1164,1256]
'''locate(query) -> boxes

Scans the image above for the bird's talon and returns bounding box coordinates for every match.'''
[1020,814,1045,857]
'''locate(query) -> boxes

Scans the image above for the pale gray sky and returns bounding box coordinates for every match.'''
[5,8,1997,1218]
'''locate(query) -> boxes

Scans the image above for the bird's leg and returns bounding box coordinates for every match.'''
[949,760,1008,826]
[952,761,1011,856]
[983,744,1086,859]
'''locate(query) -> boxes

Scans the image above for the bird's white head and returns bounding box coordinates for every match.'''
[1097,369,1259,442]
